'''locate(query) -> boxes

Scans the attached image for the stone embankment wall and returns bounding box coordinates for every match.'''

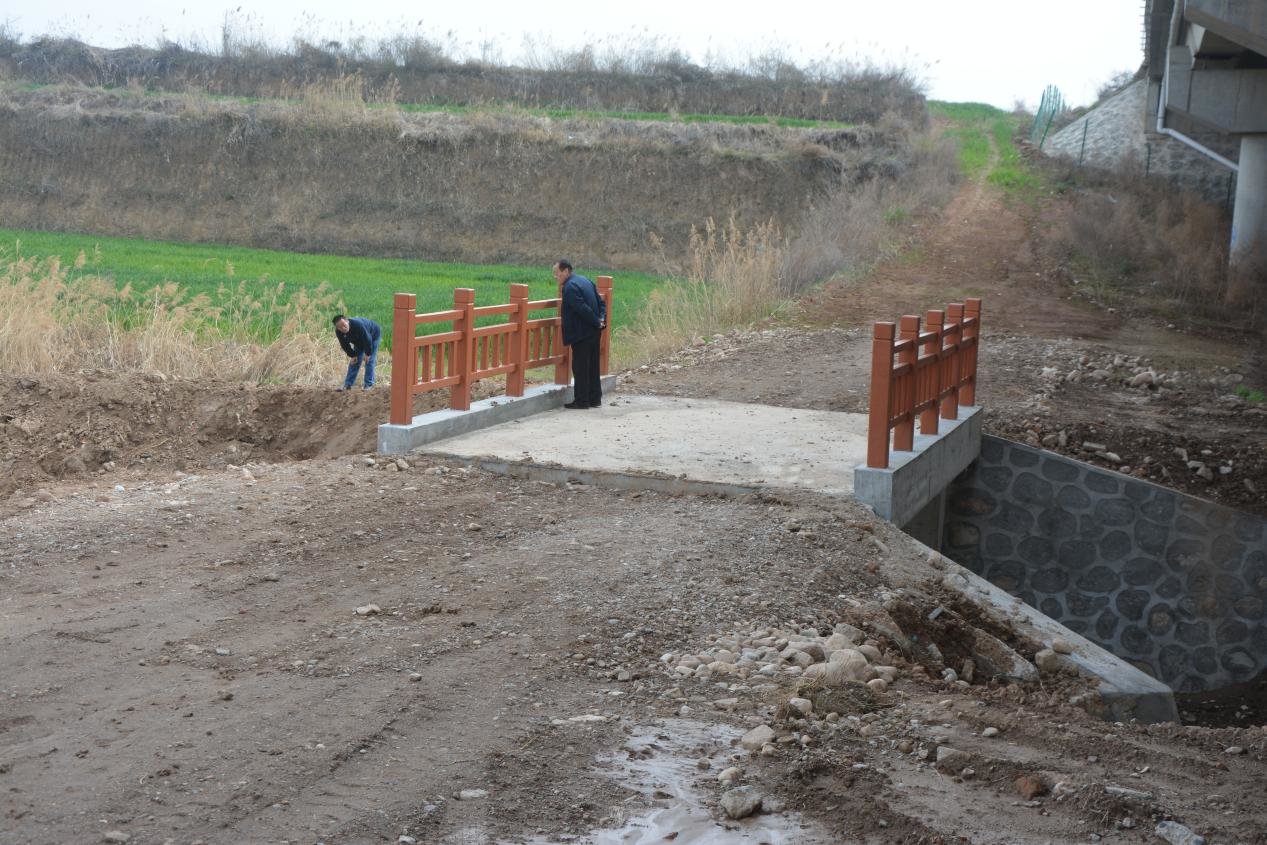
[943,435,1266,693]
[1041,79,1237,204]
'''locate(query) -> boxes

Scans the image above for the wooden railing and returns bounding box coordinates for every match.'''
[389,277,613,425]
[867,298,981,469]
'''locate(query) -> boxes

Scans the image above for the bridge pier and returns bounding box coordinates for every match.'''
[1232,135,1267,275]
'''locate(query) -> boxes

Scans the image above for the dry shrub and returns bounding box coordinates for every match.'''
[0,254,351,384]
[1051,175,1257,326]
[277,71,400,124]
[622,217,785,363]
[782,126,958,290]
[620,124,958,365]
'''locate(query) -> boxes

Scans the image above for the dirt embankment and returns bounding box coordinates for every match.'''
[0,88,903,269]
[0,38,927,125]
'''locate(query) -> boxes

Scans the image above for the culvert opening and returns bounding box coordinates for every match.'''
[932,435,1267,727]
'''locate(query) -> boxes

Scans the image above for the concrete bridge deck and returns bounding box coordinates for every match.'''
[422,395,871,496]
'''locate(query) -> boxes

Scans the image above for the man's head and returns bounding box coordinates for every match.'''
[551,260,573,285]
[332,315,350,333]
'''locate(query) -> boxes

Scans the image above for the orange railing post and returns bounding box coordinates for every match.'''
[894,315,920,452]
[962,297,982,406]
[554,277,570,386]
[597,275,613,375]
[506,283,530,397]
[921,309,944,435]
[451,288,475,411]
[867,321,896,469]
[942,302,964,420]
[389,292,417,425]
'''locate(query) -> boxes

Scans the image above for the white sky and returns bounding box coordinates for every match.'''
[5,1,1144,109]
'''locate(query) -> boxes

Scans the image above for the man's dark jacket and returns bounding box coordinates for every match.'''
[560,274,606,346]
[336,317,381,357]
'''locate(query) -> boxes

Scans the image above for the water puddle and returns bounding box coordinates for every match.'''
[520,718,828,845]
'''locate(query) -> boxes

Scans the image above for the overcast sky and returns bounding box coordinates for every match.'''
[5,1,1144,109]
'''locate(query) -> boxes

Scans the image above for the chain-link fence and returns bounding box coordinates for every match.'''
[1029,85,1066,149]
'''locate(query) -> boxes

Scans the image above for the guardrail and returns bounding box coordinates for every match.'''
[867,298,981,469]
[389,277,613,425]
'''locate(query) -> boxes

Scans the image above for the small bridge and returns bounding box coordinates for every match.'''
[379,283,984,547]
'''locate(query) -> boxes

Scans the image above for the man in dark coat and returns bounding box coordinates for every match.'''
[332,314,381,390]
[553,260,606,409]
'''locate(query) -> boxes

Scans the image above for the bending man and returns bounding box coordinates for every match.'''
[333,314,381,390]
[553,260,606,409]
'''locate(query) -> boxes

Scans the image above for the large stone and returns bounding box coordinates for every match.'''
[1057,540,1097,570]
[984,532,1015,557]
[980,465,1014,493]
[1216,619,1249,645]
[1012,473,1054,507]
[1098,530,1132,562]
[720,787,763,820]
[935,746,972,772]
[1077,566,1121,593]
[1122,557,1164,586]
[1066,591,1109,617]
[1134,519,1169,555]
[1146,604,1176,636]
[948,523,981,548]
[1017,536,1054,565]
[740,725,776,751]
[1040,458,1081,483]
[1211,535,1246,569]
[1154,820,1207,845]
[1085,472,1121,495]
[1094,610,1120,641]
[1055,486,1091,512]
[1093,498,1135,526]
[1175,620,1210,647]
[797,642,827,662]
[990,502,1035,533]
[1220,648,1258,676]
[824,651,873,683]
[985,561,1025,593]
[1158,644,1190,682]
[823,633,855,651]
[1115,589,1150,621]
[1031,567,1070,594]
[1139,494,1176,523]
[1120,625,1155,655]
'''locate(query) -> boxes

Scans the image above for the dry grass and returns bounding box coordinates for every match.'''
[0,253,352,383]
[1048,169,1262,328]
[620,123,959,364]
[622,218,785,363]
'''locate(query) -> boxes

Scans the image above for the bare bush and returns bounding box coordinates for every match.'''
[1047,166,1257,326]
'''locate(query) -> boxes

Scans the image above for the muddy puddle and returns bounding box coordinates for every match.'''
[446,719,829,844]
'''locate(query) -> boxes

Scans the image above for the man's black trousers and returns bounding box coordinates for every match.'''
[570,336,602,407]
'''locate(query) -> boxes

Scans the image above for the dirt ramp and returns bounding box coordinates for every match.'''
[0,373,431,504]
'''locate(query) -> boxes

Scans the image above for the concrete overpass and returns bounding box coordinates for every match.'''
[1147,0,1267,273]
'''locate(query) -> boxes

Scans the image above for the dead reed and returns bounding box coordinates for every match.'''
[0,253,354,384]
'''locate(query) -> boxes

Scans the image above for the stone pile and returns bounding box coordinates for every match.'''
[661,622,899,693]
[1061,353,1180,392]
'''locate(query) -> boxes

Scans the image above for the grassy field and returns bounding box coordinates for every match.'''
[8,81,852,129]
[0,228,661,349]
[928,101,1043,198]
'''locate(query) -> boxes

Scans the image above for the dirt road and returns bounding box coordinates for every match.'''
[3,169,1266,844]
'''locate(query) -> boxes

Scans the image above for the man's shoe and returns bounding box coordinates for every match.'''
[563,401,588,409]
[589,401,602,408]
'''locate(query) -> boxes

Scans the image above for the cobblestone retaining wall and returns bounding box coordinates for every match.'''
[943,435,1267,693]
[1041,79,1237,204]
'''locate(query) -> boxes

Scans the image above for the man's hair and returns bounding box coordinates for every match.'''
[332,314,347,326]
[554,259,573,272]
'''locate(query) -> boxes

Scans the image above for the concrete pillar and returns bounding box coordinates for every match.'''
[1231,135,1267,272]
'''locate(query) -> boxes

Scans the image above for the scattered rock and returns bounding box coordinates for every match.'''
[1033,649,1061,674]
[457,788,489,801]
[788,697,813,716]
[717,766,742,785]
[741,725,776,751]
[1015,775,1050,799]
[719,787,763,820]
[935,746,971,773]
[982,727,1000,738]
[1104,785,1152,801]
[1050,638,1073,655]
[355,604,382,616]
[103,833,131,844]
[1154,820,1205,845]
